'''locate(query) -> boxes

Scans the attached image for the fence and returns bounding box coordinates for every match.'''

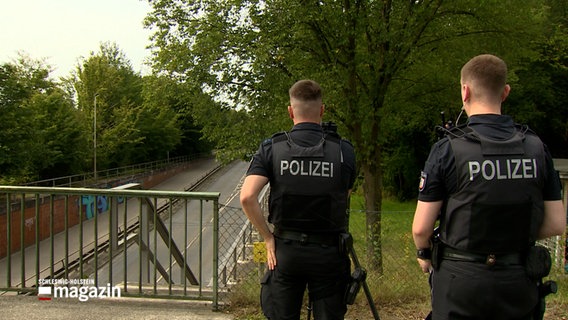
[214,187,424,307]
[21,154,206,188]
[217,207,436,310]
[215,190,567,318]
[0,185,223,308]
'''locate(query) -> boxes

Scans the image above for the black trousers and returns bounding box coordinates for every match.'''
[431,260,538,320]
[261,237,350,320]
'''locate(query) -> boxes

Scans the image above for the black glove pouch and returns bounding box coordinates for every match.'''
[525,245,552,281]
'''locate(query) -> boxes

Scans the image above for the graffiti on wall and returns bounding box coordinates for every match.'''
[81,196,108,219]
[81,195,125,220]
[80,181,132,219]
[25,217,34,231]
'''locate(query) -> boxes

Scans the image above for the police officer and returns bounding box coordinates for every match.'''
[240,79,356,320]
[412,54,566,320]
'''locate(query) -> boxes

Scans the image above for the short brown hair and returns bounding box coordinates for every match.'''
[461,54,508,99]
[289,80,322,103]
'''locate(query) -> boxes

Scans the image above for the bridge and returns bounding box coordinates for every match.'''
[0,157,261,319]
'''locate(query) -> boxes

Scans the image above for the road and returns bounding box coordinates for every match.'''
[92,161,250,291]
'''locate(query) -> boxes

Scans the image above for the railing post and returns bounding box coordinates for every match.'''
[6,194,12,287]
[212,199,219,311]
[111,183,140,252]
[35,195,40,288]
[110,197,118,253]
[20,194,25,288]
[141,198,151,283]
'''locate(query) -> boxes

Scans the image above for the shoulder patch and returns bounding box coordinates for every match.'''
[419,171,428,192]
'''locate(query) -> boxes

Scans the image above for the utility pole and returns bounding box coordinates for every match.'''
[94,94,98,182]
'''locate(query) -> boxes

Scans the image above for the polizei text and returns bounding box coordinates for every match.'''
[468,158,537,181]
[280,160,334,177]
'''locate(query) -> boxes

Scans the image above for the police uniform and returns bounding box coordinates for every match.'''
[419,114,563,320]
[246,122,356,320]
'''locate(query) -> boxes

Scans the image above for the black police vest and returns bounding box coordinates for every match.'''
[441,126,546,254]
[268,131,348,233]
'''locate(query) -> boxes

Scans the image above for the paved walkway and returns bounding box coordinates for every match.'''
[0,158,234,320]
[0,295,234,320]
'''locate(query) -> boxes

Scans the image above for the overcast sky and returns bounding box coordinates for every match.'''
[0,0,153,78]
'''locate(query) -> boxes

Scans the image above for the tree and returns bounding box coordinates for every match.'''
[145,0,550,270]
[25,89,89,179]
[73,43,184,169]
[0,54,88,183]
[138,75,186,161]
[506,0,568,158]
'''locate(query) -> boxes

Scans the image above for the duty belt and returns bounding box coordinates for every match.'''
[442,247,523,266]
[273,229,339,246]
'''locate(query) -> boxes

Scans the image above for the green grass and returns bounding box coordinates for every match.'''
[348,195,430,305]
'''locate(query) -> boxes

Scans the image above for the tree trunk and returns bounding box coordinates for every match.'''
[361,159,383,273]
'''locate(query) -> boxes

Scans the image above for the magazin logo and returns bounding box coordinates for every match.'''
[38,286,52,301]
[38,284,121,302]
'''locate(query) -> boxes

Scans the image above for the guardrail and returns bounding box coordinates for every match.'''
[21,154,208,188]
[0,186,222,308]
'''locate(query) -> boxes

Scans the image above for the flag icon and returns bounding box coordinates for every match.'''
[38,286,52,301]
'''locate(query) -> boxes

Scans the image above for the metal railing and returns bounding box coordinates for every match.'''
[217,185,268,288]
[21,154,208,188]
[0,185,222,308]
